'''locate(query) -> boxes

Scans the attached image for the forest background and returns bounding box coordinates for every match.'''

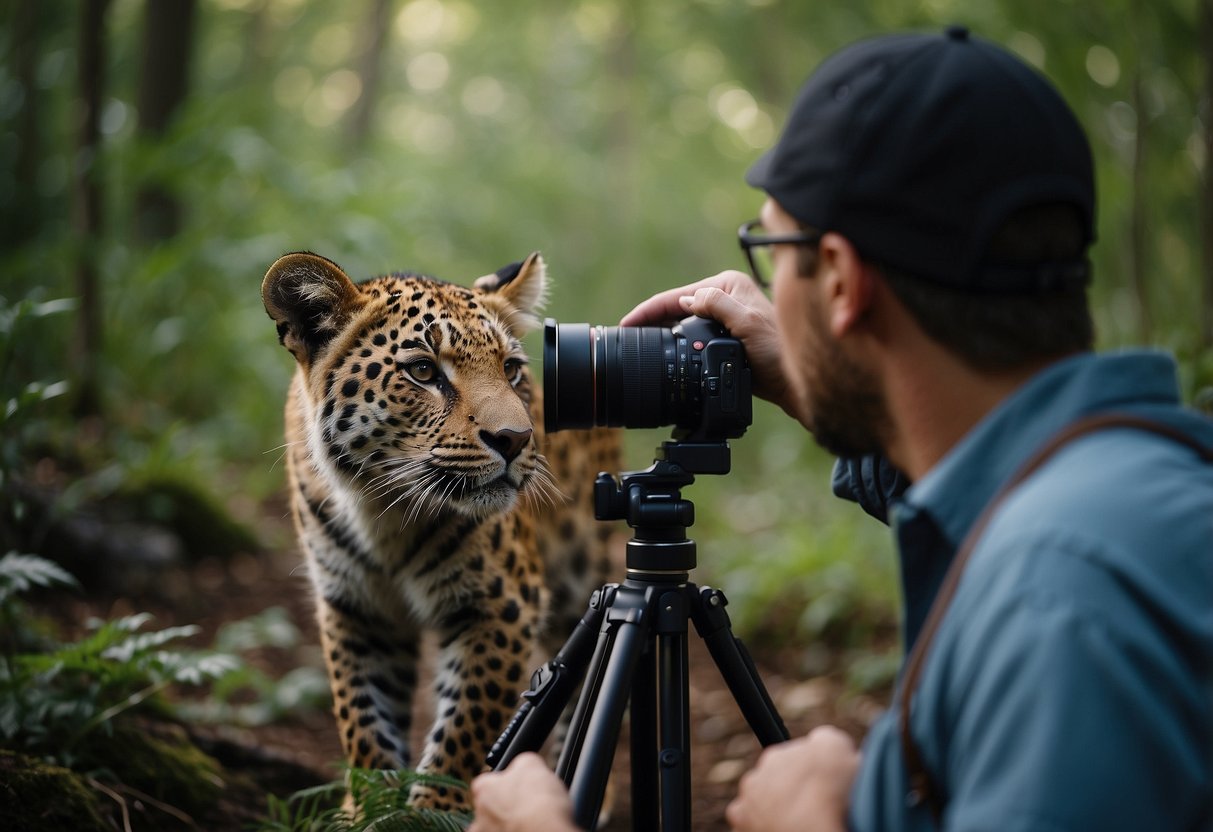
[1,0,1211,828]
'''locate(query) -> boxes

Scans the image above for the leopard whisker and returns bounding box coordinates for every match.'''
[526,462,567,507]
[380,467,441,521]
[263,439,306,455]
[424,473,464,519]
[401,472,445,527]
[361,457,435,501]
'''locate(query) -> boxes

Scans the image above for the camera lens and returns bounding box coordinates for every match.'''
[544,321,682,432]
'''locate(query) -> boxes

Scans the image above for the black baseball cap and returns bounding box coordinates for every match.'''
[746,26,1095,292]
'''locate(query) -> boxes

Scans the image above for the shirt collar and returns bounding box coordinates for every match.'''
[897,350,1182,550]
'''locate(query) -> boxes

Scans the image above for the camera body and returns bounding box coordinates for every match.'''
[543,316,752,443]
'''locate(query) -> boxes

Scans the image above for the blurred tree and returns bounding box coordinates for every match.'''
[135,0,196,242]
[1128,0,1155,341]
[346,0,393,150]
[3,1,45,249]
[1201,0,1213,348]
[70,0,109,419]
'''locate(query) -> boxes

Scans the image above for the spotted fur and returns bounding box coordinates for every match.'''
[262,251,618,809]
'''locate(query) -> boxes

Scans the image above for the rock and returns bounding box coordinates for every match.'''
[706,758,749,784]
[776,678,834,718]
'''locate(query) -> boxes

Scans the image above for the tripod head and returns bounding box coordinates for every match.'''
[593,441,731,575]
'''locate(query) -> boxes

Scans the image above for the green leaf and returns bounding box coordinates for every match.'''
[165,651,243,686]
[0,552,78,603]
[100,624,202,663]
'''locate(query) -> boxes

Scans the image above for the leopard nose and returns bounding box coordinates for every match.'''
[480,428,532,463]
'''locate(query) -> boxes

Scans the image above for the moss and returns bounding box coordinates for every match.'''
[117,474,262,560]
[0,751,113,832]
[77,718,227,810]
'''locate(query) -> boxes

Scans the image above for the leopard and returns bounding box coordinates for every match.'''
[261,250,620,810]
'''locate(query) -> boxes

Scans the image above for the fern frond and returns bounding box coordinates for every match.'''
[0,552,77,603]
[254,768,473,832]
[101,624,203,663]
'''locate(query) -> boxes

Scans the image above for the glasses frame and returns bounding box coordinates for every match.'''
[737,220,823,288]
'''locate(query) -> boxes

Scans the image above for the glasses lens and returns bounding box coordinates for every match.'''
[748,244,776,287]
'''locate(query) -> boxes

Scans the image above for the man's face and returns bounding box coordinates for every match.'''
[763,199,888,458]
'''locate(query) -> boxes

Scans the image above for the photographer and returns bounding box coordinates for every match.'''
[470,26,1213,832]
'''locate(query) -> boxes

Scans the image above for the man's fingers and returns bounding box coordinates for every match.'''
[620,286,698,326]
[725,796,746,830]
[684,286,750,329]
[806,724,857,753]
[619,271,754,326]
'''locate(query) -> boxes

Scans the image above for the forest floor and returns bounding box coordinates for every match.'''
[44,505,890,831]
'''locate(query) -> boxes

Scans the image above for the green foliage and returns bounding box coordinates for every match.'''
[0,553,241,768]
[0,292,74,516]
[0,559,328,775]
[258,768,472,832]
[0,551,77,605]
[0,295,75,422]
[179,606,331,727]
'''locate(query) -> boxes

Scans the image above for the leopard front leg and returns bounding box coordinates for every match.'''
[317,595,421,770]
[410,596,540,811]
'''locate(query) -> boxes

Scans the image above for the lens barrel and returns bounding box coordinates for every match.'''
[544,322,678,432]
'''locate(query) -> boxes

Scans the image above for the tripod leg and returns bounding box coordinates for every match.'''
[656,591,691,831]
[487,589,609,770]
[690,586,789,745]
[569,610,648,830]
[555,609,615,782]
[629,637,659,832]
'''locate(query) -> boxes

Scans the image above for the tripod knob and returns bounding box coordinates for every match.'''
[594,472,625,520]
[630,492,694,528]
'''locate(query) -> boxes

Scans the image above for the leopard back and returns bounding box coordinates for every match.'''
[262,251,618,809]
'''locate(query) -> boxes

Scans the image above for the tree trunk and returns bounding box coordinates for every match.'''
[607,1,638,219]
[1129,13,1153,342]
[135,0,196,242]
[346,0,393,149]
[1200,0,1213,349]
[71,0,110,419]
[5,1,44,249]
[240,0,270,80]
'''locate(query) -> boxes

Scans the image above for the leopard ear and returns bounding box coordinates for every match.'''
[262,252,363,364]
[475,252,549,335]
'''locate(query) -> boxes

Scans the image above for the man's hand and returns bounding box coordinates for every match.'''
[725,726,861,832]
[620,271,796,423]
[469,753,580,832]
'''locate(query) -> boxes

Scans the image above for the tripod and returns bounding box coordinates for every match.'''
[486,441,789,831]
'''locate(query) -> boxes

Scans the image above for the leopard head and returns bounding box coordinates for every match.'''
[262,251,556,520]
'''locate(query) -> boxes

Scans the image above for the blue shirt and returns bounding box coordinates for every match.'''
[836,351,1213,831]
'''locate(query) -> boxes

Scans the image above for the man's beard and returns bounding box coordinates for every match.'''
[797,304,889,459]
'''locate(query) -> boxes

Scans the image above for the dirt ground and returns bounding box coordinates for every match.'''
[52,509,889,831]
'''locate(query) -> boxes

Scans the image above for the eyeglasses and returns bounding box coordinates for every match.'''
[737,220,823,288]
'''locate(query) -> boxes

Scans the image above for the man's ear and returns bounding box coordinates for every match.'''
[474,252,549,334]
[818,233,875,338]
[262,252,363,364]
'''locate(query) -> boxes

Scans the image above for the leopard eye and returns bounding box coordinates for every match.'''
[406,358,439,384]
[504,358,526,385]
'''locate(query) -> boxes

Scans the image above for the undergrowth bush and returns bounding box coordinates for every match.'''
[0,553,470,830]
[258,768,472,832]
[0,552,239,770]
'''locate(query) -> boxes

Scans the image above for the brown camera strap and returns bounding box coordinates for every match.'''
[898,412,1213,824]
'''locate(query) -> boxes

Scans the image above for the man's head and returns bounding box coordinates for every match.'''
[747,27,1098,459]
